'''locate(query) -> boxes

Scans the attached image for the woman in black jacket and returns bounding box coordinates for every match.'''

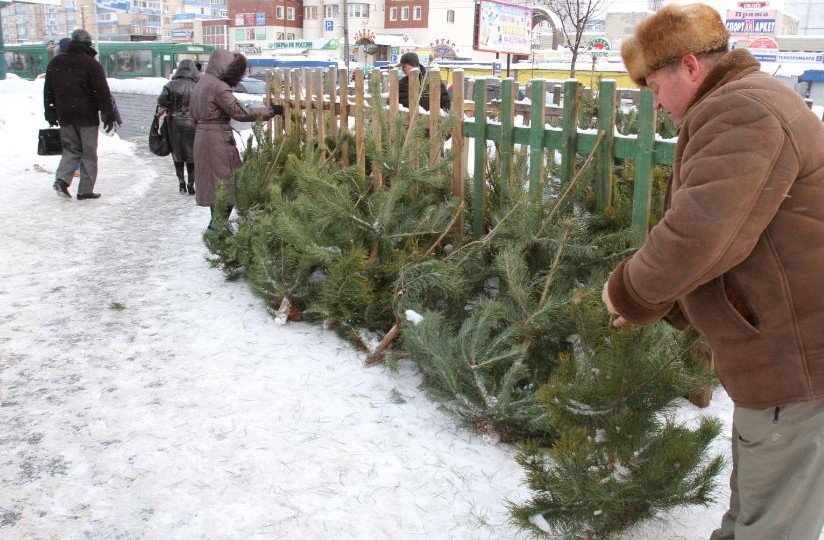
[157,59,199,195]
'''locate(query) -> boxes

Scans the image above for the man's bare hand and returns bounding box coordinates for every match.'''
[602,280,629,328]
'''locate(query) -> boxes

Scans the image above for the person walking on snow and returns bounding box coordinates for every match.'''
[156,59,199,196]
[189,49,281,228]
[43,29,116,200]
[601,4,824,539]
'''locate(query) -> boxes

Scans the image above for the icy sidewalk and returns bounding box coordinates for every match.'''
[0,141,530,540]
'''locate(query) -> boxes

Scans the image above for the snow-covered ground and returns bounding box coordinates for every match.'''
[0,75,808,540]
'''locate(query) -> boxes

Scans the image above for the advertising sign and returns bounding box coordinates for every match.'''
[750,50,824,63]
[726,9,777,34]
[256,12,266,25]
[726,18,776,33]
[476,0,532,56]
[587,37,611,58]
[749,36,778,49]
[97,0,131,12]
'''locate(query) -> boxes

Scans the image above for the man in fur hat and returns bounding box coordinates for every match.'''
[601,4,824,539]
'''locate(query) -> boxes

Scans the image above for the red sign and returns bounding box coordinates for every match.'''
[749,36,779,49]
[738,1,767,7]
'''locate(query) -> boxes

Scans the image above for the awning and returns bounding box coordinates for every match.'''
[800,69,824,82]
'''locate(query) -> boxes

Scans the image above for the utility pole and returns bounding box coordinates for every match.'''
[0,1,8,80]
[342,0,349,71]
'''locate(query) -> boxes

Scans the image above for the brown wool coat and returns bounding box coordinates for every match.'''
[608,49,824,408]
[189,49,274,207]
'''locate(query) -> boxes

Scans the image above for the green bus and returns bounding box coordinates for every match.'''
[4,41,215,80]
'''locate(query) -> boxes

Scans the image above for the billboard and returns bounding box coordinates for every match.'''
[725,9,777,35]
[476,0,532,56]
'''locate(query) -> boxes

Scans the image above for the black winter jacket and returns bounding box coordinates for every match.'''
[398,65,451,112]
[157,60,198,163]
[43,41,114,127]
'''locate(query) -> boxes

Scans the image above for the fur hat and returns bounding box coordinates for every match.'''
[621,3,729,86]
[71,28,93,44]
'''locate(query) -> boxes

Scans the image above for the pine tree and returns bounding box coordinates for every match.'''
[509,289,724,539]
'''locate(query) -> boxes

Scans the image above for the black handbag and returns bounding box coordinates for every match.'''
[148,115,171,157]
[37,128,62,156]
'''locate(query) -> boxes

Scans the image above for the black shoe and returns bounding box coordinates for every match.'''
[53,179,71,199]
[187,182,195,195]
[179,180,187,195]
[76,192,101,200]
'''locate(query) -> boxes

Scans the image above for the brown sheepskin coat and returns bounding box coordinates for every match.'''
[607,49,824,408]
[189,49,274,207]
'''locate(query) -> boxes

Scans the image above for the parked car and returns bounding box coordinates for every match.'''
[233,77,268,95]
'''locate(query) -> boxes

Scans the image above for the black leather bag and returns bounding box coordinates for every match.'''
[148,115,171,157]
[37,128,62,156]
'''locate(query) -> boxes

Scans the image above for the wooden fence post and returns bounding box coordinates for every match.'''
[471,78,488,237]
[631,87,658,242]
[338,68,349,167]
[596,79,617,211]
[559,80,579,185]
[451,69,465,239]
[354,69,366,176]
[370,69,383,189]
[527,79,546,198]
[326,66,338,142]
[499,77,516,207]
[388,69,399,148]
[314,69,325,149]
[429,68,442,165]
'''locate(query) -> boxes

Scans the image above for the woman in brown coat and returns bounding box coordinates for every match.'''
[189,49,281,226]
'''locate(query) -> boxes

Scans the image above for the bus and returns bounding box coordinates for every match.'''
[4,41,215,80]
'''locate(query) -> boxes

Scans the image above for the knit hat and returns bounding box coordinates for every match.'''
[398,52,420,68]
[621,3,729,87]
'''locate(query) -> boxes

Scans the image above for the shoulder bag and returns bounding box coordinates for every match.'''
[149,114,171,157]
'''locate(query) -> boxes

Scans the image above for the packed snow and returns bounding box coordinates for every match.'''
[0,75,813,540]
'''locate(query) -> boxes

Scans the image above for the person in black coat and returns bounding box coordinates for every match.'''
[157,59,199,195]
[397,52,451,112]
[43,29,116,200]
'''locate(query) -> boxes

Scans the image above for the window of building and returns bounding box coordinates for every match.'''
[287,32,295,39]
[401,6,409,20]
[389,7,397,20]
[276,6,284,19]
[287,7,295,20]
[304,6,318,19]
[447,9,454,23]
[413,6,421,20]
[324,4,339,18]
[276,31,285,40]
[244,28,255,39]
[347,3,369,18]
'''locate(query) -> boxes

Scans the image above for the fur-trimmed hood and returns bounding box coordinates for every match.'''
[621,3,729,87]
[204,49,247,87]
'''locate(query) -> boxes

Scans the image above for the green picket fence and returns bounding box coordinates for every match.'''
[266,69,676,242]
[456,76,676,239]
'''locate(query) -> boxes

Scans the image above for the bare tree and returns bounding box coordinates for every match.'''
[544,0,608,78]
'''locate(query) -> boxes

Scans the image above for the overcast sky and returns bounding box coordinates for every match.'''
[605,0,787,14]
